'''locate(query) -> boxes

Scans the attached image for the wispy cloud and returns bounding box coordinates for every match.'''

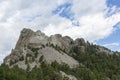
[103,42,120,47]
[102,42,120,51]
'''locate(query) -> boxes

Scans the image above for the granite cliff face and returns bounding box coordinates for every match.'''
[4,28,79,70]
[4,28,114,70]
[2,28,120,80]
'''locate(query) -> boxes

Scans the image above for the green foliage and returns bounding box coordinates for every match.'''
[39,55,44,63]
[0,62,63,80]
[49,43,65,53]
[32,56,35,62]
[19,56,24,61]
[0,64,27,80]
[34,51,38,58]
[1,43,120,80]
[72,44,120,80]
[25,57,28,64]
[9,60,14,66]
[27,45,39,52]
[26,64,30,72]
[26,53,32,57]
[63,76,69,80]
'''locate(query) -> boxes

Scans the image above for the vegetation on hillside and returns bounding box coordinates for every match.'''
[1,44,120,80]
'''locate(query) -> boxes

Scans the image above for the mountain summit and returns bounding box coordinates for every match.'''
[4,28,80,69]
[3,28,120,80]
[4,28,113,69]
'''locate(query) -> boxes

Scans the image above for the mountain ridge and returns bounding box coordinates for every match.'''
[4,28,117,69]
[4,28,80,69]
[2,28,120,80]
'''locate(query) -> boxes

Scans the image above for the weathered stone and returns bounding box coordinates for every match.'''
[4,28,114,70]
[4,28,79,69]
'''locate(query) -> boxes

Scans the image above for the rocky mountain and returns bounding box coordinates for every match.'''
[2,28,120,80]
[4,28,79,69]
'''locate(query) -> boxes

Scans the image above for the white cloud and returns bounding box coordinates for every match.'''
[0,0,120,63]
[72,0,107,18]
[102,42,120,51]
[44,12,120,42]
[44,0,120,42]
[103,42,120,47]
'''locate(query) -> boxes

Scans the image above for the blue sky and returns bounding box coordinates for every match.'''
[0,0,120,63]
[97,0,120,51]
[97,24,120,51]
[107,0,120,8]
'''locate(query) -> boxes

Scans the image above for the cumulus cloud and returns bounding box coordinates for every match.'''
[44,10,120,42]
[0,0,120,63]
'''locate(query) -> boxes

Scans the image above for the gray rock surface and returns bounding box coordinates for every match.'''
[4,28,114,70]
[4,28,79,69]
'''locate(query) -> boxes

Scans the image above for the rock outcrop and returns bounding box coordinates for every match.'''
[4,28,79,69]
[4,28,114,71]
